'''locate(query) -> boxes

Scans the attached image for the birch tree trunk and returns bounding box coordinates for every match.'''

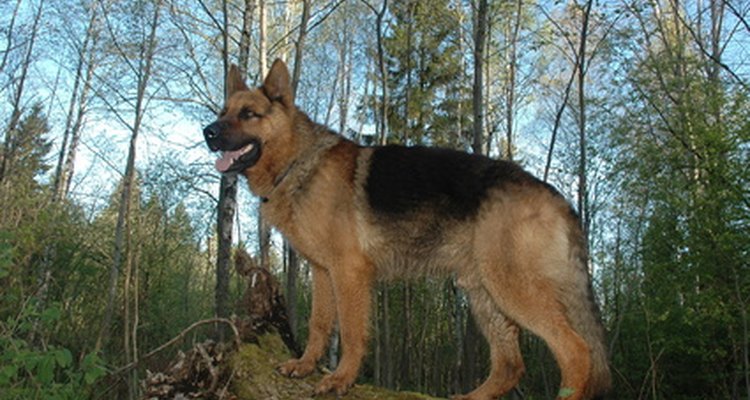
[290,0,311,95]
[257,0,271,272]
[97,0,163,361]
[504,0,522,160]
[471,0,488,155]
[577,0,593,238]
[53,1,99,202]
[362,0,389,145]
[238,0,256,74]
[215,0,237,342]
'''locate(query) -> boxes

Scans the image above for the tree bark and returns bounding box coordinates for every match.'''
[362,0,389,145]
[215,0,236,342]
[257,0,272,275]
[577,0,593,238]
[0,0,22,73]
[472,0,488,155]
[504,0,523,160]
[259,0,267,76]
[542,1,591,184]
[97,0,162,355]
[291,0,311,96]
[337,4,353,135]
[281,0,312,342]
[285,242,298,336]
[238,0,256,75]
[53,1,99,201]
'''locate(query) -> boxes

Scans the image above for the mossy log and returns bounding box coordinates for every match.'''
[231,333,442,400]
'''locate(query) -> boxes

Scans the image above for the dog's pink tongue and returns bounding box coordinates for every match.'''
[214,153,234,172]
[214,147,248,173]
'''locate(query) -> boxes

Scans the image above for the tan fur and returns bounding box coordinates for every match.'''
[206,59,610,399]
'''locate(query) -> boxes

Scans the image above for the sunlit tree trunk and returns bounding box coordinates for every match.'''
[363,0,389,145]
[53,1,99,202]
[216,0,236,342]
[577,0,593,238]
[97,1,162,369]
[504,0,522,160]
[471,0,488,155]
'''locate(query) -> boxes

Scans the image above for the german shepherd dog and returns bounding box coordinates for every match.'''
[203,59,610,400]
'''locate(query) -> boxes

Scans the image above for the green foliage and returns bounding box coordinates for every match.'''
[383,0,469,147]
[599,2,750,397]
[0,301,106,400]
[1,103,52,190]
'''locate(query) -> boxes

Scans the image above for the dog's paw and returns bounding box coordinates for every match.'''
[276,358,316,378]
[314,373,354,397]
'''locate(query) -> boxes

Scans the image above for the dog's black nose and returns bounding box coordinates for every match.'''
[203,122,221,140]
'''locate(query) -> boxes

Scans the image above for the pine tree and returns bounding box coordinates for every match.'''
[384,0,468,147]
[0,103,51,192]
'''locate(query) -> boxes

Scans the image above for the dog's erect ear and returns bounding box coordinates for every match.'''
[262,59,293,107]
[227,64,249,97]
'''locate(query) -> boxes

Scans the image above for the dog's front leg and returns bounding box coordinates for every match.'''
[278,264,336,378]
[314,258,373,396]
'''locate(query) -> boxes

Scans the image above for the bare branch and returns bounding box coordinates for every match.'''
[108,318,241,376]
[723,0,750,34]
[674,5,749,91]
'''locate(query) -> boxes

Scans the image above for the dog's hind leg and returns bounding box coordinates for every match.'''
[452,285,524,400]
[278,264,336,378]
[479,261,592,400]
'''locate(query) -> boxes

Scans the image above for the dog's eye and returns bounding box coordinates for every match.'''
[239,107,257,121]
[219,108,227,117]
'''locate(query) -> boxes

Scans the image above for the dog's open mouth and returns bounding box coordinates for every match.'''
[214,139,261,173]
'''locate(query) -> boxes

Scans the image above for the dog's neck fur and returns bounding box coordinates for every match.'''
[251,108,343,203]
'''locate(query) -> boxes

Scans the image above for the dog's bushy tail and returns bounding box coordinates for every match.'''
[563,237,612,398]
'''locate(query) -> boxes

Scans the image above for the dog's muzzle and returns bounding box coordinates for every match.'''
[203,121,226,152]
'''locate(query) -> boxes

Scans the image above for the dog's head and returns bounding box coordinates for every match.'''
[203,59,295,174]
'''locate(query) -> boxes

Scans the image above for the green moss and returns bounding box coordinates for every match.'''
[230,333,444,400]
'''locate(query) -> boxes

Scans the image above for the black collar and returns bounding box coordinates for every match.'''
[260,160,299,203]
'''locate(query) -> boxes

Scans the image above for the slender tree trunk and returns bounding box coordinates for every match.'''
[285,242,298,335]
[329,326,339,370]
[400,284,413,387]
[543,1,590,183]
[452,281,464,393]
[279,0,312,341]
[131,248,140,400]
[378,1,388,145]
[504,0,522,160]
[374,289,382,385]
[462,313,480,392]
[259,0,267,77]
[61,18,99,198]
[123,220,135,399]
[577,0,593,238]
[98,0,162,355]
[215,0,236,342]
[362,0,389,145]
[472,0,488,155]
[0,0,22,73]
[54,1,99,201]
[383,286,393,388]
[736,271,750,400]
[324,62,340,126]
[238,0,256,75]
[291,0,311,95]
[337,7,353,136]
[256,0,272,273]
[403,2,415,144]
